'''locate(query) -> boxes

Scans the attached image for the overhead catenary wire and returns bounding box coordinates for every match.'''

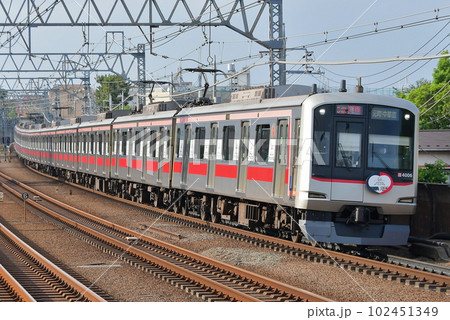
[418,78,450,109]
[420,85,450,116]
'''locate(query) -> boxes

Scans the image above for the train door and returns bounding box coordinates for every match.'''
[331,120,365,201]
[237,122,250,192]
[181,125,191,185]
[290,119,301,198]
[274,120,289,197]
[207,123,218,188]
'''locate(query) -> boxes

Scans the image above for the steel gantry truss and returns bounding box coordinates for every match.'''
[0,0,287,103]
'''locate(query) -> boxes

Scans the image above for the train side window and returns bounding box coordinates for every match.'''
[255,124,270,163]
[149,130,157,157]
[114,130,120,155]
[83,134,87,153]
[90,134,95,154]
[121,131,127,155]
[175,128,181,158]
[166,129,171,159]
[135,130,141,156]
[222,126,235,161]
[105,132,109,155]
[194,127,206,159]
[313,106,331,166]
[98,133,103,155]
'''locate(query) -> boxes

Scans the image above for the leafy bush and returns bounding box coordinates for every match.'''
[418,159,449,184]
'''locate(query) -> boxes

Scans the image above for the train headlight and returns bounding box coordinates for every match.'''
[404,114,410,120]
[308,192,326,199]
[398,197,414,203]
[319,108,326,116]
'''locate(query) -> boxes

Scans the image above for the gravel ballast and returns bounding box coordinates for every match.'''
[1,157,448,302]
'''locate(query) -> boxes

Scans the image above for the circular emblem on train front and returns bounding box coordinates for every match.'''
[366,172,393,194]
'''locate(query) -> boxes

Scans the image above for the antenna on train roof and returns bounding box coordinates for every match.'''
[339,80,347,92]
[355,77,364,93]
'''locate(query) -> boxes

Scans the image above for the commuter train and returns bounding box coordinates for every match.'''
[14,86,419,246]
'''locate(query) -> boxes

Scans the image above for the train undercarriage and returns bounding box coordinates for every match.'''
[24,159,410,247]
[27,160,300,241]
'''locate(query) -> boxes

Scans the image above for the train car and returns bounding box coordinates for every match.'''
[296,93,418,245]
[14,86,419,246]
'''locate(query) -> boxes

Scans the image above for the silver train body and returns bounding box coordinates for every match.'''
[15,91,419,246]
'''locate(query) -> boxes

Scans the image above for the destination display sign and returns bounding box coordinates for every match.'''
[371,107,400,120]
[336,104,364,115]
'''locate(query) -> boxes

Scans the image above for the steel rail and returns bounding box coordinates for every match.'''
[0,171,330,302]
[16,166,450,292]
[0,263,36,302]
[17,166,450,292]
[0,222,106,302]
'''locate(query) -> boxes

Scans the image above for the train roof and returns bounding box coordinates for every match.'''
[177,94,309,118]
[16,91,419,134]
[302,92,419,114]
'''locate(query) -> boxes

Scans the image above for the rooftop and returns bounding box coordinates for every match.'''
[419,130,450,151]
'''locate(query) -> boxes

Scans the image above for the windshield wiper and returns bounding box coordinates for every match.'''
[372,150,394,175]
[338,143,352,171]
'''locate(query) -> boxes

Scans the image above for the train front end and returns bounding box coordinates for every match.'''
[295,93,418,246]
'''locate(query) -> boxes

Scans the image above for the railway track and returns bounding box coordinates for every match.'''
[0,171,330,302]
[19,166,450,295]
[0,222,106,302]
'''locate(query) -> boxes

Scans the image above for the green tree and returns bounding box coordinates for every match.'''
[396,52,450,129]
[418,160,449,184]
[0,88,7,100]
[94,74,131,110]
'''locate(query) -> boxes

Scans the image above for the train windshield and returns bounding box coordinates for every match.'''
[312,104,415,172]
[368,106,415,170]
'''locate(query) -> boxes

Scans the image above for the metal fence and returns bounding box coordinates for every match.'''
[411,183,450,238]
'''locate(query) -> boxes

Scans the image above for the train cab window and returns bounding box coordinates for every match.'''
[368,107,414,170]
[255,124,270,163]
[313,106,331,166]
[194,127,206,159]
[335,122,362,168]
[222,126,235,161]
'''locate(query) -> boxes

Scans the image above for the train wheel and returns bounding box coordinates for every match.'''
[200,205,210,221]
[172,201,181,214]
[210,198,221,223]
[291,230,302,243]
[181,200,189,216]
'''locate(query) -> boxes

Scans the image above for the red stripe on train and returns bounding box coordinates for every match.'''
[188,163,208,175]
[247,166,273,182]
[215,164,238,179]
